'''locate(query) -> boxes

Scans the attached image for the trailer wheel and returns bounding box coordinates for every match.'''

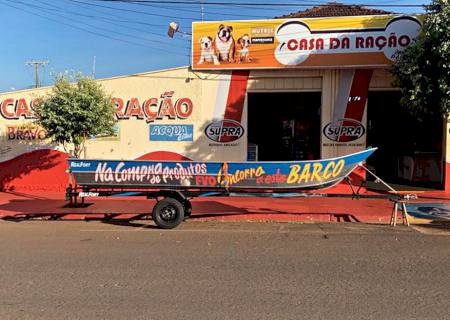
[152,197,184,229]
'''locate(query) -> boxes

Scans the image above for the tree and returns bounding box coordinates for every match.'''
[390,0,450,119]
[35,75,117,158]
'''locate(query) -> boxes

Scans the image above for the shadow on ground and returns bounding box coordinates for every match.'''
[1,197,362,225]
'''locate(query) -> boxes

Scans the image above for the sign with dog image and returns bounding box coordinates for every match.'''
[192,15,422,70]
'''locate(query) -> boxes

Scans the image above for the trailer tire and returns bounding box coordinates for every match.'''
[152,197,184,229]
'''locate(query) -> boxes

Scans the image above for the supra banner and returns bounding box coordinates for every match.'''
[191,15,422,70]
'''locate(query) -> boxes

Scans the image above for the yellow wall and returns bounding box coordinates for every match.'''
[0,66,405,163]
[1,67,226,162]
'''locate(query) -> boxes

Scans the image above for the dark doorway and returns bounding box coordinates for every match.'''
[367,91,443,189]
[247,92,321,161]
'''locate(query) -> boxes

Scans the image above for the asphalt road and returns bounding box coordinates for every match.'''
[0,220,449,320]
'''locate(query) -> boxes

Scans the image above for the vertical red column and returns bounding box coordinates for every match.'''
[223,70,249,123]
[339,69,373,142]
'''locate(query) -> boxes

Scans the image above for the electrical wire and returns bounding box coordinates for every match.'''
[62,0,179,29]
[31,0,190,47]
[0,0,190,56]
[95,0,427,8]
[9,0,189,51]
[65,0,200,20]
[130,2,274,19]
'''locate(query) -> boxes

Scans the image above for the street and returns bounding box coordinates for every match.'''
[1,220,449,320]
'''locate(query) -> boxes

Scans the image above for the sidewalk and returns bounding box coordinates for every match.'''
[3,190,450,224]
[0,191,381,223]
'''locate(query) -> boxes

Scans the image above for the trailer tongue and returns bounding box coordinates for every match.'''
[66,148,378,229]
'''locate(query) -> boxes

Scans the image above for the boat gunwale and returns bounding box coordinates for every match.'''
[67,147,377,166]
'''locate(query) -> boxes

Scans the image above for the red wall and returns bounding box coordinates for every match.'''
[0,150,192,192]
[0,149,69,192]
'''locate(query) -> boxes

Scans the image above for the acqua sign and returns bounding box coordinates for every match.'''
[205,119,244,143]
[323,118,365,142]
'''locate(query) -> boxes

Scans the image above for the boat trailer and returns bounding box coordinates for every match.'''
[65,162,416,229]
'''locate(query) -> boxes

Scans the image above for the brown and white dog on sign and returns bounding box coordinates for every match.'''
[236,34,251,63]
[213,24,235,63]
[198,36,219,65]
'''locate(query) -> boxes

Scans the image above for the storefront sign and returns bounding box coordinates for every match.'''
[323,119,365,142]
[4,125,46,140]
[205,119,244,143]
[0,98,38,119]
[0,91,194,123]
[192,15,422,70]
[150,124,194,142]
[113,91,193,122]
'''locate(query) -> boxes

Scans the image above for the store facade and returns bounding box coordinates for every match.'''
[1,11,448,192]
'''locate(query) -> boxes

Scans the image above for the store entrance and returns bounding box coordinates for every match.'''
[367,91,443,190]
[247,92,321,161]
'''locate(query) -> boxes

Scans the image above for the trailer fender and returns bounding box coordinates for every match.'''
[153,190,192,218]
[153,190,187,203]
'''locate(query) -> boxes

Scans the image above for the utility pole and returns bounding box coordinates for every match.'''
[92,56,96,79]
[25,60,49,88]
[200,1,204,21]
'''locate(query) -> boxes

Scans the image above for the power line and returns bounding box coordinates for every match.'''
[130,2,274,18]
[60,0,181,29]
[29,0,190,48]
[0,0,189,56]
[200,2,325,12]
[66,0,200,20]
[96,0,427,8]
[63,0,191,41]
[8,0,189,51]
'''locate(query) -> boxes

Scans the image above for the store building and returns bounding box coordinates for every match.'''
[0,4,448,192]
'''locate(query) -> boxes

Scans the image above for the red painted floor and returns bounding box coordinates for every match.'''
[2,190,450,224]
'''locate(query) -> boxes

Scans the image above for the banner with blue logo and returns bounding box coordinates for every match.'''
[149,124,193,142]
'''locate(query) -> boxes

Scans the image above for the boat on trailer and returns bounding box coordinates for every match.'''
[67,147,378,229]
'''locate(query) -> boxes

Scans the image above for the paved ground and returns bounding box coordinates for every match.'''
[1,220,449,320]
[0,190,394,223]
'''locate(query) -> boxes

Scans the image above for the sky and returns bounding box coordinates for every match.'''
[0,0,429,92]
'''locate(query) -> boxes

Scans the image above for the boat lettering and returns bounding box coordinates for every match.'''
[217,166,265,186]
[94,162,207,184]
[287,159,345,184]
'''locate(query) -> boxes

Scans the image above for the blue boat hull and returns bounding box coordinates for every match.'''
[68,148,376,190]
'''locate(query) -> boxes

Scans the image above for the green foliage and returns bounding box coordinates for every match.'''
[35,75,116,158]
[390,0,450,119]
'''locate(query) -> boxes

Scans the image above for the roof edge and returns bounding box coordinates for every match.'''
[0,65,190,96]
